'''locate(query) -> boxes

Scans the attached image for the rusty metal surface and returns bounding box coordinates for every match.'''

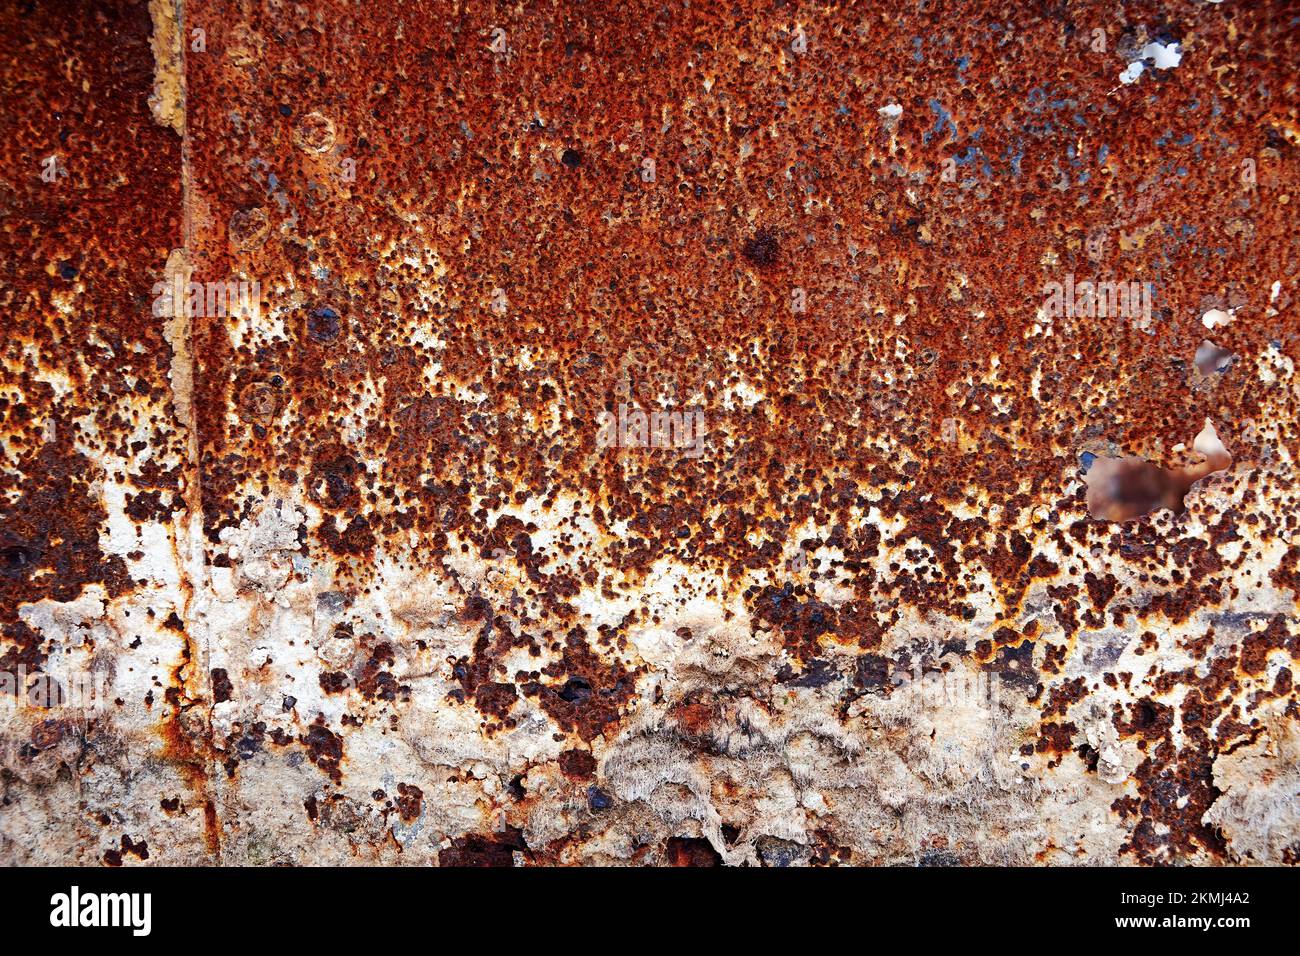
[1,0,1298,865]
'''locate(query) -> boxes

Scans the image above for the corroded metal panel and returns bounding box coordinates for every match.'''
[2,0,1297,865]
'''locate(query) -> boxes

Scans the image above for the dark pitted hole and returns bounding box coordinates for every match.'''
[306,306,341,343]
[665,836,722,866]
[561,147,582,168]
[1136,700,1157,728]
[742,228,779,267]
[0,545,40,576]
[558,676,592,704]
[57,262,77,280]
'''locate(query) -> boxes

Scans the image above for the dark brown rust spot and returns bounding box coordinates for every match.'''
[741,228,780,267]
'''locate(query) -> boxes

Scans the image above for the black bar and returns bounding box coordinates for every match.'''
[0,865,1280,943]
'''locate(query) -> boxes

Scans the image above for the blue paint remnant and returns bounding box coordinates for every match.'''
[1026,89,1078,112]
[1080,452,1096,473]
[955,54,970,78]
[1007,145,1025,177]
[1098,144,1109,164]
[912,36,923,63]
[924,99,957,145]
[950,144,990,180]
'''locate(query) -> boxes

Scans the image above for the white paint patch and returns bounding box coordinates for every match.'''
[1144,41,1183,70]
[1202,307,1236,330]
[1120,41,1183,85]
[1193,418,1229,462]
